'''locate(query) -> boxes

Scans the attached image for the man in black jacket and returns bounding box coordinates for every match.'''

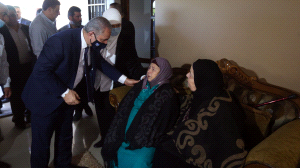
[0,5,36,129]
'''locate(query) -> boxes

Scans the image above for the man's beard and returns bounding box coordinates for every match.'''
[72,21,82,28]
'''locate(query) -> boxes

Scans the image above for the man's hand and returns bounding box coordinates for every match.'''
[3,87,11,98]
[63,90,80,105]
[124,78,139,86]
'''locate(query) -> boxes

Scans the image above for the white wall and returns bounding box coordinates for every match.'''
[1,0,42,22]
[130,0,151,58]
[57,0,89,29]
[156,0,300,93]
[1,0,89,29]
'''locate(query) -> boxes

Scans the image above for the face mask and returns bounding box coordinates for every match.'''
[111,27,121,36]
[90,33,107,53]
[0,19,5,28]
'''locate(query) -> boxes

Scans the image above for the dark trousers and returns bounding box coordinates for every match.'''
[30,103,74,168]
[94,89,115,140]
[73,76,90,113]
[10,63,32,124]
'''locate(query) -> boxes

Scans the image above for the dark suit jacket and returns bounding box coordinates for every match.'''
[20,18,31,26]
[58,24,84,32]
[22,28,122,116]
[0,24,36,80]
[113,18,146,87]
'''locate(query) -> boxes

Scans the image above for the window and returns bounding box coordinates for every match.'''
[88,0,107,20]
[151,0,155,58]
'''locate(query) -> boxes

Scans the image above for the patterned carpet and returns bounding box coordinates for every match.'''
[49,151,104,168]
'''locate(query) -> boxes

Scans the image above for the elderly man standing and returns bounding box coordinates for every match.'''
[22,16,139,167]
[30,0,60,58]
[0,4,35,129]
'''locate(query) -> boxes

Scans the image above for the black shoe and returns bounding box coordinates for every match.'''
[15,122,26,129]
[93,139,104,148]
[84,107,93,116]
[73,111,82,121]
[0,161,11,168]
[1,98,10,103]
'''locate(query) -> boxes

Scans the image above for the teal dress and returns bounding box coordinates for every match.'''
[114,82,159,168]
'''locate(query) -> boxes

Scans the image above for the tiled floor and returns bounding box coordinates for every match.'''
[0,102,104,168]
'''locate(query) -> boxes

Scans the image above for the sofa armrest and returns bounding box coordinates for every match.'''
[109,86,132,111]
[245,119,300,168]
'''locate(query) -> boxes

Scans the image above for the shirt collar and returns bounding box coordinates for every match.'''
[40,12,56,25]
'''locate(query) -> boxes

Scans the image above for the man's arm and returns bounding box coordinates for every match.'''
[0,34,11,98]
[33,36,69,97]
[94,52,139,86]
[29,23,48,58]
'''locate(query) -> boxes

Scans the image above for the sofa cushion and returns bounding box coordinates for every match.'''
[245,119,300,168]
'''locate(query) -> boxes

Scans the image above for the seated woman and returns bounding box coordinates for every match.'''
[101,57,180,168]
[152,59,247,168]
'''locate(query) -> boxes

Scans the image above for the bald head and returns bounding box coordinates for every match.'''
[0,2,9,22]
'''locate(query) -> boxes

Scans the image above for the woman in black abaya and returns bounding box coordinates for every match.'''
[153,59,247,168]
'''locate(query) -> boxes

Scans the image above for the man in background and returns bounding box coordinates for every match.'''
[0,4,35,129]
[30,0,60,58]
[58,6,83,32]
[14,6,31,26]
[0,5,11,113]
[0,28,11,168]
[36,8,42,16]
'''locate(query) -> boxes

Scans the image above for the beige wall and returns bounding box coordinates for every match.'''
[156,0,300,93]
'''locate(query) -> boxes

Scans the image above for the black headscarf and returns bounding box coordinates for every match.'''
[190,59,225,112]
[162,59,247,168]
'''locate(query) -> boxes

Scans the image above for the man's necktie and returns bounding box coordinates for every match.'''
[84,47,94,103]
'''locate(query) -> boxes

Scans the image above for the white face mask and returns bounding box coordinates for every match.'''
[0,19,5,28]
[111,27,121,36]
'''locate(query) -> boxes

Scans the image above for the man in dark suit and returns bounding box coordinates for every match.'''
[14,6,31,26]
[0,5,36,129]
[58,6,93,121]
[93,8,147,148]
[22,16,138,168]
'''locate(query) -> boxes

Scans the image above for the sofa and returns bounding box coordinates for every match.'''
[109,58,300,168]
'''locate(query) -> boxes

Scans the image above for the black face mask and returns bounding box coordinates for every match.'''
[90,33,107,53]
